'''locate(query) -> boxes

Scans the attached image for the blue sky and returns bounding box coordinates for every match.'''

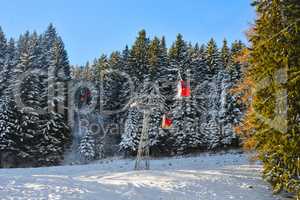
[0,0,255,65]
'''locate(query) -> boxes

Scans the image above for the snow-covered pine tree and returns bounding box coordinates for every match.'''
[94,136,105,159]
[146,37,172,154]
[38,24,56,110]
[0,27,8,96]
[48,36,70,113]
[170,95,202,154]
[39,24,70,117]
[5,38,17,93]
[224,40,246,127]
[13,32,43,164]
[218,40,246,146]
[205,38,222,76]
[94,52,124,122]
[157,36,176,115]
[0,25,72,167]
[119,106,142,154]
[120,76,165,155]
[41,23,59,74]
[206,70,228,149]
[120,45,130,74]
[137,78,165,153]
[109,51,131,116]
[20,33,43,110]
[191,41,219,129]
[228,40,245,82]
[0,28,23,167]
[168,35,205,154]
[201,40,224,150]
[169,34,191,80]
[119,46,132,116]
[201,39,240,150]
[101,55,115,112]
[41,25,72,164]
[0,26,7,66]
[0,97,24,166]
[148,37,162,80]
[151,36,176,154]
[217,69,238,147]
[79,131,96,162]
[128,30,150,87]
[202,120,220,150]
[38,112,71,165]
[92,54,109,112]
[168,34,190,106]
[103,51,130,114]
[190,43,208,120]
[147,107,163,154]
[98,51,131,156]
[222,41,247,146]
[220,39,231,69]
[52,36,71,121]
[202,40,222,123]
[88,59,98,82]
[8,27,71,166]
[96,54,109,80]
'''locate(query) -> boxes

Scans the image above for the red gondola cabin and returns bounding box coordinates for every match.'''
[177,80,191,98]
[162,114,172,129]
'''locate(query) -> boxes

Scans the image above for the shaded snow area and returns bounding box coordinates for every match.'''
[0,151,281,200]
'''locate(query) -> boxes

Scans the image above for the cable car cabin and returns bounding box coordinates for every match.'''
[177,80,191,98]
[76,87,92,109]
[162,114,172,129]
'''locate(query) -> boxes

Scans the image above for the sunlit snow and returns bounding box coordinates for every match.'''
[0,151,281,200]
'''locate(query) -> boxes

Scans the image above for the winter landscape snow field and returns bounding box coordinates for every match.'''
[0,152,280,200]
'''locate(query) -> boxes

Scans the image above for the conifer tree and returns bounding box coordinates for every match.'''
[96,54,109,79]
[103,52,123,113]
[5,38,17,93]
[190,43,207,121]
[119,106,142,154]
[220,39,230,68]
[136,78,165,153]
[228,40,245,82]
[0,27,7,67]
[169,39,203,153]
[0,97,23,163]
[44,26,72,162]
[202,120,220,149]
[128,30,150,85]
[170,96,202,154]
[169,34,190,79]
[118,45,131,80]
[245,0,300,197]
[79,131,96,162]
[0,27,9,97]
[225,41,246,127]
[217,70,238,146]
[157,36,174,110]
[157,36,169,78]
[148,37,161,80]
[205,38,221,76]
[16,32,48,163]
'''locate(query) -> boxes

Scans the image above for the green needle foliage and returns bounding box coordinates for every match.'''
[249,0,300,197]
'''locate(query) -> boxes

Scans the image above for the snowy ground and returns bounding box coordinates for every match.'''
[0,151,281,200]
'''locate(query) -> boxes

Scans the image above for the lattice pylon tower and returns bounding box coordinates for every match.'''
[132,78,165,170]
[134,109,151,170]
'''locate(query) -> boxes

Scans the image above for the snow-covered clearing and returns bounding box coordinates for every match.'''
[0,151,281,200]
